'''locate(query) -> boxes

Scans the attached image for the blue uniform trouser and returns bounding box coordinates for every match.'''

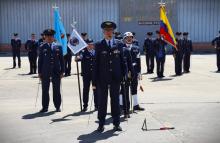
[41,77,61,110]
[156,56,166,77]
[12,50,21,67]
[175,53,183,75]
[146,53,155,73]
[98,81,120,127]
[82,75,98,108]
[183,53,191,72]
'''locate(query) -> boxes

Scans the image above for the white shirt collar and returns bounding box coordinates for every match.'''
[126,44,132,50]
[105,38,114,47]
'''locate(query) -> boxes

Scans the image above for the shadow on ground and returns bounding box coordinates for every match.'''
[77,129,120,143]
[22,111,56,119]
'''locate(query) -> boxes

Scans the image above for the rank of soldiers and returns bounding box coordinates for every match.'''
[10,21,220,133]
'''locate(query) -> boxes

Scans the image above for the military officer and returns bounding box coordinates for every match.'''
[75,39,98,112]
[182,32,193,73]
[143,32,155,74]
[94,21,125,132]
[11,33,21,68]
[173,32,184,76]
[64,34,72,76]
[154,31,167,78]
[25,33,38,74]
[211,31,220,72]
[38,29,64,113]
[120,32,145,118]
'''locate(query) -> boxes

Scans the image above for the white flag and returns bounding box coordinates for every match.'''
[68,29,88,55]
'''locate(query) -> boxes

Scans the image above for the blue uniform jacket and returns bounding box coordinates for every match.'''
[94,39,126,85]
[38,42,64,78]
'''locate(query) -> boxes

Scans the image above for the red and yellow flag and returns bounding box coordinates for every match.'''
[160,5,177,49]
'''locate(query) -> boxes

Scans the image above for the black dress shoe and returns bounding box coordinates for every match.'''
[133,105,145,111]
[113,125,122,132]
[97,126,104,133]
[56,108,61,112]
[82,107,87,112]
[39,108,48,113]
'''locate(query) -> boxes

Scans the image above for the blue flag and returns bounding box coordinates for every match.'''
[54,8,67,55]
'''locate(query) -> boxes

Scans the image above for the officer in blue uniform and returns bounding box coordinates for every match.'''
[119,32,144,119]
[64,34,72,76]
[75,39,98,112]
[154,31,167,78]
[182,32,193,73]
[143,32,155,74]
[173,32,184,76]
[11,33,21,68]
[25,33,38,74]
[94,21,125,132]
[38,29,64,113]
[211,31,220,72]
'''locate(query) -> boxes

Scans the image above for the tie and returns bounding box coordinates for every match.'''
[108,40,111,48]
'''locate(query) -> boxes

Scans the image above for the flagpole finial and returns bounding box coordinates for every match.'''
[71,18,77,29]
[158,0,166,6]
[52,3,59,9]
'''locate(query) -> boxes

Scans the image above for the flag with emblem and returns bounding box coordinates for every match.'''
[54,8,67,55]
[68,29,88,55]
[160,5,177,49]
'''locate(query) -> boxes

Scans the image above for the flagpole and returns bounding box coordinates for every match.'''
[71,18,83,112]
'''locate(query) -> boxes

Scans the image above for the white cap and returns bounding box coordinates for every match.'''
[123,32,133,39]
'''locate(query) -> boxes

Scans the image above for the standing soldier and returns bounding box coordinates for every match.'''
[173,32,183,76]
[75,39,98,112]
[11,33,21,68]
[38,29,64,113]
[94,21,125,132]
[64,34,72,77]
[25,33,38,74]
[143,32,155,74]
[182,32,193,73]
[121,32,145,115]
[211,31,220,72]
[154,31,167,78]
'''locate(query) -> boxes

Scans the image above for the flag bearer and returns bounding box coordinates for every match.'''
[75,39,98,112]
[154,31,167,78]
